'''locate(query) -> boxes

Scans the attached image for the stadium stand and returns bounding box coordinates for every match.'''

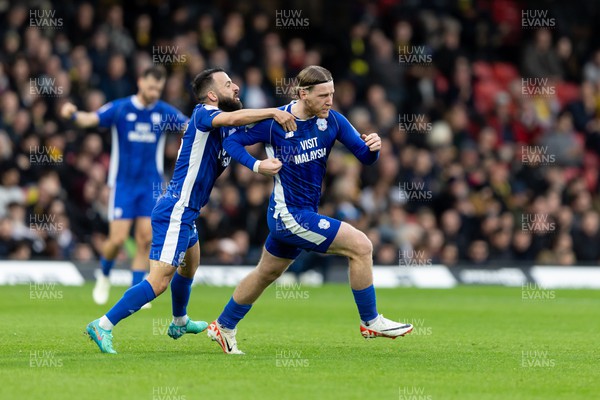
[1,0,600,269]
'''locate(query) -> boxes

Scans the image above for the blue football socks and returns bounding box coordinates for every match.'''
[100,257,115,277]
[218,296,252,329]
[170,272,193,317]
[352,284,378,323]
[131,270,145,286]
[105,280,156,326]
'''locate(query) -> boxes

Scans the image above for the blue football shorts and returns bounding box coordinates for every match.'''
[108,180,158,220]
[149,192,199,267]
[265,209,342,260]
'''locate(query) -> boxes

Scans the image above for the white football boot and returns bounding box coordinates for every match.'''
[207,320,244,354]
[360,314,413,339]
[92,274,111,305]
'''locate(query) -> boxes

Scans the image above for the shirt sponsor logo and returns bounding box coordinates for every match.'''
[128,131,157,143]
[128,122,156,142]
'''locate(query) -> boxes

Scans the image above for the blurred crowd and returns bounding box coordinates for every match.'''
[2,0,600,267]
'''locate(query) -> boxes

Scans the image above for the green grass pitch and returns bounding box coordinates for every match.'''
[1,283,598,399]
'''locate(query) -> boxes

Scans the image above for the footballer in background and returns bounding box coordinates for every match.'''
[61,65,188,306]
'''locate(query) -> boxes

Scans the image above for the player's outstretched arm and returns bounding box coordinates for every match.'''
[223,120,281,176]
[212,108,296,132]
[60,102,100,128]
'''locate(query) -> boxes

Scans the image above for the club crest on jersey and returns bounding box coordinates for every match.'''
[318,219,330,230]
[151,113,161,125]
[316,118,327,131]
[177,251,186,265]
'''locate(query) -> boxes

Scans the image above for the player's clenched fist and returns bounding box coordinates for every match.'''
[272,110,297,133]
[257,158,283,176]
[60,102,78,119]
[361,133,381,152]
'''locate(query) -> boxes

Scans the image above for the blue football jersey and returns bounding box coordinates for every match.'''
[223,102,378,216]
[96,95,188,186]
[165,104,234,211]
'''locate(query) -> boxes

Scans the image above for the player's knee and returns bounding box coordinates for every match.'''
[109,234,128,248]
[135,225,152,244]
[135,233,152,249]
[147,261,175,294]
[147,274,170,295]
[257,266,285,283]
[350,232,373,259]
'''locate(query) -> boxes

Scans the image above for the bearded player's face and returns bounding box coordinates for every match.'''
[211,72,242,112]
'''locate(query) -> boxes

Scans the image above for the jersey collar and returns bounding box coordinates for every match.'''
[287,100,316,122]
[131,95,158,110]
